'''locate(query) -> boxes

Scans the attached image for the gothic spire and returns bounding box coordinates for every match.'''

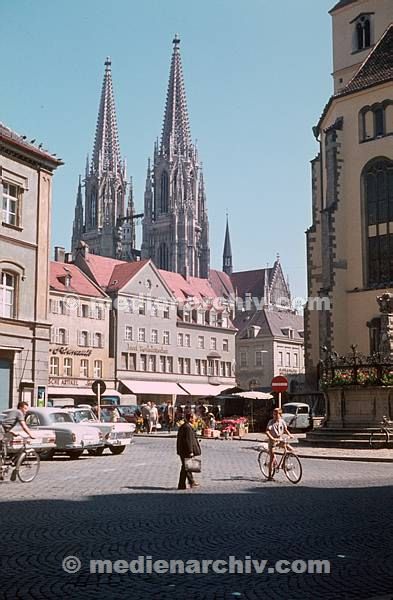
[71,175,84,256]
[222,214,233,276]
[161,35,192,156]
[92,57,122,173]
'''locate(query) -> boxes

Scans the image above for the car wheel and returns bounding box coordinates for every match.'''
[109,445,126,455]
[87,447,105,456]
[39,449,55,461]
[67,450,84,460]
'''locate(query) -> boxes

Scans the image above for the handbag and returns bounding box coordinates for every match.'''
[184,456,201,473]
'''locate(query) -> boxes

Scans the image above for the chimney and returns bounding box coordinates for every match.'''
[78,241,89,259]
[54,246,65,263]
[65,252,73,264]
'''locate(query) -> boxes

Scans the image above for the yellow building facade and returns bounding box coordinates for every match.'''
[306,0,393,385]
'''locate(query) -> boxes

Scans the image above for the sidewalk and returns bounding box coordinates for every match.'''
[136,431,393,463]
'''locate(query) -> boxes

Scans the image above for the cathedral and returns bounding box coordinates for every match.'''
[72,37,210,278]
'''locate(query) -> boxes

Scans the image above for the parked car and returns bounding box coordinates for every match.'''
[115,405,141,425]
[281,402,312,431]
[0,411,56,454]
[25,408,104,459]
[65,407,135,455]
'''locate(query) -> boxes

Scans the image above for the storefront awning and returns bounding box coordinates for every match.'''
[119,380,188,396]
[177,383,230,397]
[48,387,120,398]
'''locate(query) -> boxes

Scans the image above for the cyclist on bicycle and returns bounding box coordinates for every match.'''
[266,407,294,480]
[1,401,35,439]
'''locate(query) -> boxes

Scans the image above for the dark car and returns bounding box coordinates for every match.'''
[115,405,141,425]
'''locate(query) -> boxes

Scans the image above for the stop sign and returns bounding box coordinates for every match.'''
[271,375,288,393]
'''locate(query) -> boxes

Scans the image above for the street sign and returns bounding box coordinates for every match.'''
[92,379,106,396]
[271,376,288,393]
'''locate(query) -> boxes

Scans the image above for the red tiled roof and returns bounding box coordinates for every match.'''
[231,268,273,299]
[82,254,126,287]
[159,270,219,303]
[0,122,63,168]
[339,24,393,95]
[50,262,106,298]
[209,269,234,298]
[106,260,149,292]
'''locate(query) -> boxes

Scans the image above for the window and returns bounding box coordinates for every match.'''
[197,311,204,325]
[159,355,166,373]
[184,358,191,375]
[80,359,89,378]
[185,334,191,348]
[226,362,232,377]
[354,15,372,52]
[198,336,204,349]
[148,355,156,372]
[158,243,169,270]
[278,352,283,366]
[93,332,103,348]
[0,272,15,318]
[80,331,89,347]
[94,360,102,378]
[125,326,133,341]
[81,304,89,318]
[50,356,59,376]
[220,362,225,377]
[163,331,170,345]
[375,108,384,137]
[140,354,147,371]
[59,300,68,315]
[2,182,21,226]
[95,304,104,320]
[166,356,173,373]
[210,337,217,350]
[210,311,217,327]
[64,357,73,377]
[255,351,264,367]
[123,353,136,371]
[208,359,214,376]
[58,328,67,345]
[240,352,247,368]
[294,354,299,368]
[195,359,201,375]
[183,310,191,323]
[178,358,184,374]
[138,328,146,342]
[151,303,158,317]
[160,170,169,213]
[364,159,393,286]
[163,305,170,319]
[201,360,207,376]
[50,299,59,314]
[286,352,291,367]
[151,329,158,344]
[138,301,146,316]
[177,333,184,347]
[223,339,229,352]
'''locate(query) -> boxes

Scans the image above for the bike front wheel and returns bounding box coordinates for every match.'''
[283,453,302,484]
[369,430,388,449]
[258,449,275,479]
[16,448,40,483]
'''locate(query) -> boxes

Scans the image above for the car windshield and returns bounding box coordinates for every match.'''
[283,405,297,415]
[118,406,138,416]
[49,412,74,423]
[73,410,95,423]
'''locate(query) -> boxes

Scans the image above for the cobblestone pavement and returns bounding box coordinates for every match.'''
[1,437,393,599]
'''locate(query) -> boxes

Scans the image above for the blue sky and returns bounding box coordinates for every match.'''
[1,0,334,300]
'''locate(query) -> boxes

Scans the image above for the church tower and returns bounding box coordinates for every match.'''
[72,58,134,258]
[222,215,233,276]
[141,36,210,278]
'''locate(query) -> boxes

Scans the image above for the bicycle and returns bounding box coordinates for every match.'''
[258,438,302,484]
[0,436,40,483]
[369,416,393,449]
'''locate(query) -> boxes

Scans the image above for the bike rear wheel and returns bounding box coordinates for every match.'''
[258,449,275,479]
[369,430,388,449]
[16,448,40,483]
[283,453,302,484]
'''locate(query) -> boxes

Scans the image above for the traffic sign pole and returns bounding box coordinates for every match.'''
[97,383,101,421]
[271,376,288,409]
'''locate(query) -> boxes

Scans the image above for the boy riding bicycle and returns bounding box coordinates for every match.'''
[266,407,294,480]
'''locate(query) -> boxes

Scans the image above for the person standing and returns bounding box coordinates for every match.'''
[176,413,201,490]
[165,401,175,433]
[141,402,150,433]
[149,402,159,433]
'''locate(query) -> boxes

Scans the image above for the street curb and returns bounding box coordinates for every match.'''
[135,434,393,463]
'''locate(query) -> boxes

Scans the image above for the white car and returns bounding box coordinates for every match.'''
[65,407,135,456]
[25,407,104,459]
[0,411,57,454]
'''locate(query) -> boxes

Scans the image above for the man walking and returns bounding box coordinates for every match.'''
[176,413,201,490]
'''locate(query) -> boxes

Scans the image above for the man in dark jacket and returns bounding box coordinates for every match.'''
[176,412,201,490]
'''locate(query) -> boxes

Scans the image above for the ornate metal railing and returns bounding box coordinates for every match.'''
[319,345,393,389]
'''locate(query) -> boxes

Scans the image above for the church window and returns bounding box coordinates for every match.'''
[158,242,169,270]
[353,15,373,52]
[160,171,169,213]
[375,108,384,137]
[364,159,393,286]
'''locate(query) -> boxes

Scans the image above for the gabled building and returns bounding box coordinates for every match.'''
[0,122,62,409]
[71,58,136,260]
[74,246,235,402]
[141,36,210,279]
[48,250,115,401]
[306,0,393,386]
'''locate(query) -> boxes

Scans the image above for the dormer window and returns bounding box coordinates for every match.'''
[352,14,373,52]
[281,327,294,339]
